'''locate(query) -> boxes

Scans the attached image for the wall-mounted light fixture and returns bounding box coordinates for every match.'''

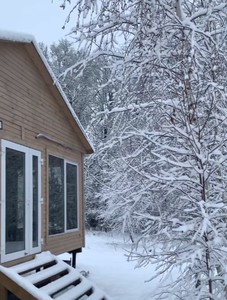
[0,120,3,130]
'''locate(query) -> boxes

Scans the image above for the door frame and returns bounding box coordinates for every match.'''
[1,140,42,263]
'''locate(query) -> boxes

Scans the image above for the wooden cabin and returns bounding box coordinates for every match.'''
[0,31,94,268]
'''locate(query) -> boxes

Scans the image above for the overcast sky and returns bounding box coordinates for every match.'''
[0,0,72,45]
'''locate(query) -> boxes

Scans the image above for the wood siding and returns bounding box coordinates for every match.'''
[0,42,87,265]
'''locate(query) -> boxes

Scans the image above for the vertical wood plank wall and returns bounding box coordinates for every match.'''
[0,42,86,266]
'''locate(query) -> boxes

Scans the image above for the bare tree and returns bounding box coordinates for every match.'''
[54,1,227,298]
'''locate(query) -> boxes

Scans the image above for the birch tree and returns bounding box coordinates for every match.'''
[56,1,227,299]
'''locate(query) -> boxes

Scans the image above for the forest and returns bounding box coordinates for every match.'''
[46,1,227,299]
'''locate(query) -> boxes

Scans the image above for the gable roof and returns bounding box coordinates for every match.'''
[0,30,94,154]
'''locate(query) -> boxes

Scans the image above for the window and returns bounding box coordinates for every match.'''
[48,155,78,235]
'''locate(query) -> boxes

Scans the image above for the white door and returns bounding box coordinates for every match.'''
[1,140,41,263]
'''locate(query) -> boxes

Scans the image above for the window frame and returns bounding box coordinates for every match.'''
[48,154,79,236]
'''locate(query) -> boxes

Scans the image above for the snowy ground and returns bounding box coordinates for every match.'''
[74,231,162,300]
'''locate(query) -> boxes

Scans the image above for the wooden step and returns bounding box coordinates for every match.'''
[0,251,111,300]
[86,289,107,300]
[10,252,55,274]
[54,280,92,300]
[40,271,81,295]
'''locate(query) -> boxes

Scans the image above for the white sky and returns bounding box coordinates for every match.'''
[0,0,72,45]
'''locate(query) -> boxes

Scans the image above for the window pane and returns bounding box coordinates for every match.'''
[33,156,39,247]
[5,148,25,254]
[49,155,64,235]
[66,163,78,230]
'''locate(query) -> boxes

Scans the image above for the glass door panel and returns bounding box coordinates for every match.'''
[5,148,26,254]
[32,155,39,248]
[1,140,41,263]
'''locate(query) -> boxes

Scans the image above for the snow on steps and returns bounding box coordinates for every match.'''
[0,251,112,300]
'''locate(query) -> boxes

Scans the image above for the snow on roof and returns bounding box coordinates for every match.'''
[0,29,35,43]
[0,29,94,153]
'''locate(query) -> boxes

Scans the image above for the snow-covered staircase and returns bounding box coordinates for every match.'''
[0,251,111,300]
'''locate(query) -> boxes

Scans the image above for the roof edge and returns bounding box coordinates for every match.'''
[0,29,94,154]
[0,30,95,154]
[32,40,95,154]
[0,29,35,44]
